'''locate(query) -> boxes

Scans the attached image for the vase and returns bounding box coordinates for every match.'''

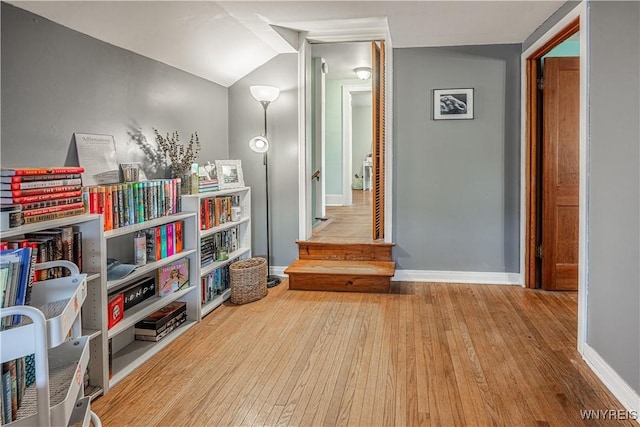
[171,168,192,195]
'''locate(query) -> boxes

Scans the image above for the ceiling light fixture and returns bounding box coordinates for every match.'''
[354,66,372,80]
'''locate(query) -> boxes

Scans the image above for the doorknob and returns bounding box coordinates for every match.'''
[311,170,320,181]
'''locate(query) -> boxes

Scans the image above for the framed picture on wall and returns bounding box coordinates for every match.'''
[215,159,244,189]
[433,88,474,120]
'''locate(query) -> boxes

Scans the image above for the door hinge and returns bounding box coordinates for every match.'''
[537,78,545,90]
[536,245,543,259]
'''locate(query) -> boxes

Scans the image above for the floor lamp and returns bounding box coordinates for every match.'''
[249,85,282,288]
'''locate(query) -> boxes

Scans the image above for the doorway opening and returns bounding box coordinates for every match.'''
[305,40,387,243]
[524,17,580,291]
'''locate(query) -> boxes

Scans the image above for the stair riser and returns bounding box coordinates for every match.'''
[288,273,391,293]
[298,244,393,261]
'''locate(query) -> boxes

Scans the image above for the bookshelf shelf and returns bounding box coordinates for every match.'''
[104,211,195,239]
[0,213,100,239]
[107,286,196,338]
[200,247,251,277]
[182,187,252,319]
[201,288,231,317]
[109,320,197,387]
[106,248,197,292]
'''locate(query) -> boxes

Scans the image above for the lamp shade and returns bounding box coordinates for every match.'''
[354,67,372,80]
[250,85,280,103]
[249,135,270,153]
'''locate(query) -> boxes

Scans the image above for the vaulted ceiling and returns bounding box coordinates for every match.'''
[7,1,565,87]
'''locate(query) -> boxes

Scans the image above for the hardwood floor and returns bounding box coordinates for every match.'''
[92,281,633,426]
[312,190,373,243]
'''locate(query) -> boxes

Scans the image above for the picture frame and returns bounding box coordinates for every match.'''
[433,88,474,120]
[215,159,244,189]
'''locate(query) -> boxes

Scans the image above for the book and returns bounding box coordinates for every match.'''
[122,277,156,311]
[0,173,81,183]
[22,207,85,225]
[0,184,82,199]
[107,293,124,329]
[134,301,186,330]
[1,178,82,191]
[134,309,186,335]
[1,365,11,423]
[1,167,84,177]
[21,202,85,218]
[160,225,168,259]
[0,189,83,205]
[19,196,83,211]
[72,230,82,273]
[134,313,186,342]
[174,221,184,253]
[157,258,189,297]
[166,223,175,257]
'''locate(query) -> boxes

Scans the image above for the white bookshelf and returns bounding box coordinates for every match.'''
[181,187,252,318]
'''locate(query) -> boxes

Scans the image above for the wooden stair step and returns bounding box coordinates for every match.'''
[296,240,394,261]
[285,259,395,293]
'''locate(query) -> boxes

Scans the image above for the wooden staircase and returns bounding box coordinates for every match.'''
[284,241,395,293]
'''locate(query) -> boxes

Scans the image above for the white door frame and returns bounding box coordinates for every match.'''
[519,1,587,353]
[342,85,372,206]
[313,57,327,219]
[297,24,393,242]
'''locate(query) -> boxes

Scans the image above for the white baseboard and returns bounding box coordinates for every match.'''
[583,344,640,417]
[325,194,344,206]
[270,266,288,277]
[392,269,521,285]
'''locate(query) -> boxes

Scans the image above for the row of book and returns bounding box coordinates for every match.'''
[145,220,185,263]
[201,259,236,305]
[1,167,86,226]
[201,226,240,267]
[1,225,83,281]
[199,195,240,230]
[1,247,38,423]
[85,179,183,231]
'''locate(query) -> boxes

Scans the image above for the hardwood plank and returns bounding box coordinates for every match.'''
[91,280,636,427]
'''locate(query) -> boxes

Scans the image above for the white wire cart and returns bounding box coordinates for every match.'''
[0,260,102,427]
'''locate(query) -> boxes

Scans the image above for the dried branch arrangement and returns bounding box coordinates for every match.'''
[153,128,201,176]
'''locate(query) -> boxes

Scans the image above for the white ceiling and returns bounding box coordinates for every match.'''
[7,1,565,87]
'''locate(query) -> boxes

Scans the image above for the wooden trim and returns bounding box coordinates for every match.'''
[530,17,579,59]
[524,17,580,288]
[525,59,539,288]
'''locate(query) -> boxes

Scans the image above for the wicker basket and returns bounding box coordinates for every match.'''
[230,257,268,304]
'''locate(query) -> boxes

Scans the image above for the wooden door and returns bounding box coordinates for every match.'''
[541,57,579,290]
[371,40,385,240]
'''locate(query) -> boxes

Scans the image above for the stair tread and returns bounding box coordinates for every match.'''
[285,259,395,276]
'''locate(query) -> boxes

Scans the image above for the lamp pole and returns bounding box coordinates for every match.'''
[261,101,281,288]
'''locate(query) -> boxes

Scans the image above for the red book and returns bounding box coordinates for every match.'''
[204,199,211,229]
[0,184,82,198]
[155,227,162,260]
[1,167,84,176]
[22,202,85,218]
[0,173,81,183]
[20,196,83,212]
[104,186,113,231]
[0,189,83,205]
[1,178,82,191]
[175,221,184,253]
[107,293,124,329]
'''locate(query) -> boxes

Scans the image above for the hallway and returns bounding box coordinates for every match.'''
[311,190,373,243]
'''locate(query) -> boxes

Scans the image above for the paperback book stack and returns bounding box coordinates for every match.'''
[199,194,239,230]
[1,167,86,226]
[198,178,218,193]
[200,225,240,267]
[201,257,237,305]
[134,301,187,342]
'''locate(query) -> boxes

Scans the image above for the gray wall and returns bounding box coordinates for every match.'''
[1,3,228,178]
[228,54,299,268]
[587,1,640,395]
[393,44,521,272]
